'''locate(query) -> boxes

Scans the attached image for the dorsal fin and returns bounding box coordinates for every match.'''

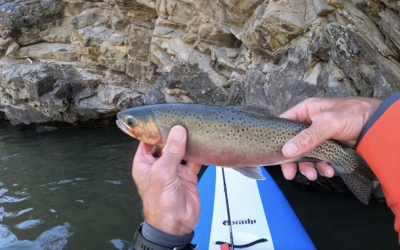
[234,104,277,117]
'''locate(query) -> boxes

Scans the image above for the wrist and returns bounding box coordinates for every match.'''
[131,222,196,250]
[145,216,193,236]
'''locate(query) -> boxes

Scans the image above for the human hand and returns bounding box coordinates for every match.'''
[132,125,201,236]
[279,97,382,181]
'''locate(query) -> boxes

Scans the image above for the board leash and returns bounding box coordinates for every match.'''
[221,168,235,250]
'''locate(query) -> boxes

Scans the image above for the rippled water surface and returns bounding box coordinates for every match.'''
[0,123,141,250]
[0,122,398,250]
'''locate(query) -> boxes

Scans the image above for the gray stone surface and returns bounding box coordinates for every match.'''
[314,0,335,16]
[0,0,399,126]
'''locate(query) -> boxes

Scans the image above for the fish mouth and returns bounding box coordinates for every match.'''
[116,120,136,139]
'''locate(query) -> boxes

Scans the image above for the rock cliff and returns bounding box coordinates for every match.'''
[0,0,400,126]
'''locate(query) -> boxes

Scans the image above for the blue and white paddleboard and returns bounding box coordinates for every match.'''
[192,166,316,250]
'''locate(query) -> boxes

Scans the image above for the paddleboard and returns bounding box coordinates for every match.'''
[192,166,316,250]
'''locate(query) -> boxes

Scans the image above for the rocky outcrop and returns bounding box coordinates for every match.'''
[0,0,400,126]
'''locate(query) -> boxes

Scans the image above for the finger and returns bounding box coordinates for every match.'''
[132,142,157,195]
[279,102,311,123]
[339,139,357,148]
[132,142,155,174]
[178,164,199,185]
[299,162,317,181]
[282,114,336,158]
[135,142,155,161]
[135,142,154,157]
[152,125,187,175]
[281,162,298,180]
[133,142,156,171]
[316,162,335,178]
[186,161,202,175]
[279,98,324,123]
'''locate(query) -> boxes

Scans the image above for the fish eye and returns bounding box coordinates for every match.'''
[126,116,136,126]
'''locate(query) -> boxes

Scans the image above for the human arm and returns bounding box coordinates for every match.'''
[129,126,201,249]
[279,97,382,180]
[279,95,400,244]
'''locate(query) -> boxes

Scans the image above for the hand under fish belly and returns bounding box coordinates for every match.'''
[117,103,379,204]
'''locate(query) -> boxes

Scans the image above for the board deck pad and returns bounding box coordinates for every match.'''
[193,166,316,250]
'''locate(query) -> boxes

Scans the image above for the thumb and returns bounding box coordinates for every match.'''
[282,119,333,158]
[153,125,187,173]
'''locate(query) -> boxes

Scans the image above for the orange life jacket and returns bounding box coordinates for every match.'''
[356,93,400,245]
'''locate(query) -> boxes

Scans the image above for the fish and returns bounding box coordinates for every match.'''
[116,103,378,204]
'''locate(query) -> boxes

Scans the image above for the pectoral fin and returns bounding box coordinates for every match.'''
[233,167,266,180]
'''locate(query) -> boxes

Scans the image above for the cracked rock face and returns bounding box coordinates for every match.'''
[0,0,400,126]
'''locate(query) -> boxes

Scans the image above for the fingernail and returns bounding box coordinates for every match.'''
[171,127,185,142]
[173,134,184,142]
[284,143,298,156]
[300,171,306,176]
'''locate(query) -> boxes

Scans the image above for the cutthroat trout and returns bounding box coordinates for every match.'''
[116,104,377,204]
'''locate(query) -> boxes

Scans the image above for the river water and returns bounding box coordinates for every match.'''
[0,122,398,250]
